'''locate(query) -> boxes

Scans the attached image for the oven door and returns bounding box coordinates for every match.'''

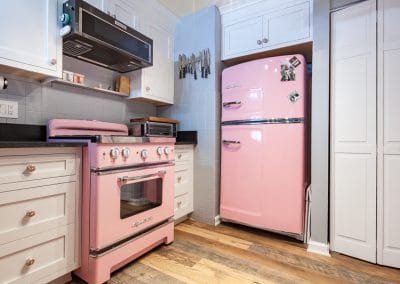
[89,163,174,251]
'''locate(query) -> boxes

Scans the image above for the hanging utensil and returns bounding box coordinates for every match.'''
[206,48,211,76]
[178,54,183,79]
[182,54,187,78]
[201,50,205,78]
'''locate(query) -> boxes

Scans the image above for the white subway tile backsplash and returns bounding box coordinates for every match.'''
[1,72,156,126]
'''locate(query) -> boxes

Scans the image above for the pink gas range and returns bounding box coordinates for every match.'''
[48,119,175,284]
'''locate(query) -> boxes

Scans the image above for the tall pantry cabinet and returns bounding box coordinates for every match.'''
[331,0,400,268]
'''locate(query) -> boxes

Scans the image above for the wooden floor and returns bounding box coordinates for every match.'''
[71,219,400,284]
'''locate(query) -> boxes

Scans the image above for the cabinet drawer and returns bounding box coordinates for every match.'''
[174,193,193,220]
[175,148,193,163]
[0,153,76,190]
[175,168,193,197]
[0,224,74,284]
[0,183,75,245]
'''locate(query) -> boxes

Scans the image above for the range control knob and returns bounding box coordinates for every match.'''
[141,149,149,159]
[156,147,163,156]
[121,147,131,159]
[110,148,120,159]
[164,147,171,155]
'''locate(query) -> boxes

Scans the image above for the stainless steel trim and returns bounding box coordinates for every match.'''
[77,55,109,67]
[223,101,242,108]
[78,8,151,63]
[118,170,166,182]
[221,217,304,241]
[89,218,174,257]
[224,84,240,90]
[221,118,305,126]
[91,161,174,174]
[97,136,151,144]
[222,140,241,145]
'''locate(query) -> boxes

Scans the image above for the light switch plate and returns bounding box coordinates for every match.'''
[0,100,18,118]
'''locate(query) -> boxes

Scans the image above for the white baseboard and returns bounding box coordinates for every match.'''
[307,239,331,257]
[214,215,221,226]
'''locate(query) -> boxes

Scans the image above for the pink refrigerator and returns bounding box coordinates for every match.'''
[220,54,309,239]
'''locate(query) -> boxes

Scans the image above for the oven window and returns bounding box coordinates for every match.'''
[120,178,162,219]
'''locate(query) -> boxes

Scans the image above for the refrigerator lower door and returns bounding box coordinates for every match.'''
[220,123,307,235]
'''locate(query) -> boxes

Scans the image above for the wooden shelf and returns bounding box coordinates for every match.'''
[43,79,129,97]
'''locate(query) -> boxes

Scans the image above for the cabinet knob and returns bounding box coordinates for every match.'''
[49,58,57,65]
[25,210,36,218]
[25,258,35,267]
[145,86,150,91]
[113,14,116,18]
[177,201,182,208]
[178,154,182,159]
[257,39,262,45]
[262,38,269,44]
[25,164,36,173]
[177,176,182,183]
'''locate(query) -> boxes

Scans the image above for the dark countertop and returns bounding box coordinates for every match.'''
[176,131,197,145]
[0,141,85,148]
[0,123,85,148]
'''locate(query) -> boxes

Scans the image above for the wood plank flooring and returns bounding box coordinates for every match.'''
[70,219,400,284]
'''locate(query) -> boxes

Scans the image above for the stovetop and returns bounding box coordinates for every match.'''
[48,135,151,144]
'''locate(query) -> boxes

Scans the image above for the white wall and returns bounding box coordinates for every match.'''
[157,0,208,16]
[158,6,221,225]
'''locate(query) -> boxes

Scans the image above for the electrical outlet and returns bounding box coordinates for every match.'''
[0,100,18,118]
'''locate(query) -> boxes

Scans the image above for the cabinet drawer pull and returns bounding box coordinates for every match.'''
[222,140,241,145]
[223,101,241,108]
[25,164,36,173]
[177,176,182,182]
[25,210,36,218]
[25,258,35,267]
[178,154,182,159]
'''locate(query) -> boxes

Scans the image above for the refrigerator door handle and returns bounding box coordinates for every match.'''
[223,101,242,108]
[222,140,241,145]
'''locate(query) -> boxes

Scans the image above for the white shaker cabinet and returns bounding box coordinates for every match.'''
[331,0,400,268]
[85,0,104,11]
[129,3,177,105]
[222,0,312,60]
[0,0,62,79]
[0,147,81,283]
[103,0,142,32]
[174,145,194,222]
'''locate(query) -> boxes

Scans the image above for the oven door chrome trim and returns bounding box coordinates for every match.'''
[89,218,174,257]
[118,170,166,182]
[91,161,174,174]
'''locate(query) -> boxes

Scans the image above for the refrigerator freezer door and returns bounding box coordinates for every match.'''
[221,55,307,123]
[220,123,307,235]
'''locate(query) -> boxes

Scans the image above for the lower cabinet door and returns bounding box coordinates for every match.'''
[0,224,74,284]
[0,182,75,245]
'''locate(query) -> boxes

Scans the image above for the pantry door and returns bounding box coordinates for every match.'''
[330,0,377,263]
[377,0,400,269]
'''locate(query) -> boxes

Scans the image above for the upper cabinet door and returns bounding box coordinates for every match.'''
[141,23,174,104]
[221,0,312,60]
[103,0,140,31]
[264,2,310,48]
[223,17,263,58]
[0,0,62,78]
[85,0,104,10]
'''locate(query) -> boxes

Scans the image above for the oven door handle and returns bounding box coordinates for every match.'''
[118,170,166,182]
